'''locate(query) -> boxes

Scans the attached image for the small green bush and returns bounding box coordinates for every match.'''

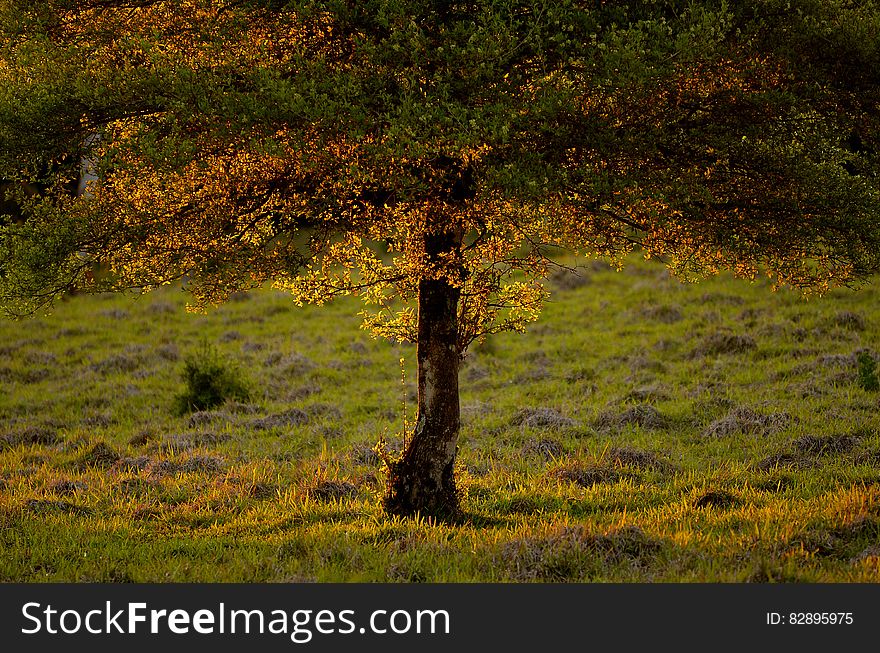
[173,342,251,415]
[857,352,879,392]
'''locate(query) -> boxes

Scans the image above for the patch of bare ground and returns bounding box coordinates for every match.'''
[498,525,662,580]
[703,406,791,438]
[595,404,667,432]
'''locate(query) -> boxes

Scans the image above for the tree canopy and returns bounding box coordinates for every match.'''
[2,0,879,515]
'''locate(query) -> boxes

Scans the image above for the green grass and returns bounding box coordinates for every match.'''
[2,256,880,582]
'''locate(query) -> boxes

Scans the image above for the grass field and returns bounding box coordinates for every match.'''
[1,256,879,582]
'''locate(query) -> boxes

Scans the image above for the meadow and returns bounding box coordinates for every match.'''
[1,256,879,582]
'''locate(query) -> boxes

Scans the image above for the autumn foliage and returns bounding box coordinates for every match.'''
[1,1,879,515]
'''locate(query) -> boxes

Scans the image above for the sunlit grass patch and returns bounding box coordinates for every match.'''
[1,256,880,581]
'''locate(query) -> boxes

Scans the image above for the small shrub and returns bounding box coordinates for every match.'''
[856,351,879,391]
[173,343,251,415]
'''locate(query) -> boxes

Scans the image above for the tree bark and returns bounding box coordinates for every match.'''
[384,228,462,518]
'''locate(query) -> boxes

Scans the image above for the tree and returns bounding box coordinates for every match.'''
[1,0,879,517]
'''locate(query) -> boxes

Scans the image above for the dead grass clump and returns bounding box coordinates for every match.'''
[605,446,672,472]
[272,352,317,375]
[284,383,323,401]
[703,407,791,438]
[595,404,667,432]
[99,309,129,320]
[548,464,621,488]
[465,364,490,382]
[789,517,880,559]
[24,351,57,366]
[756,452,814,472]
[81,413,114,428]
[349,442,381,466]
[0,426,60,449]
[511,407,577,430]
[693,490,739,509]
[76,442,120,469]
[852,545,880,562]
[149,455,224,476]
[791,434,859,457]
[154,431,232,452]
[549,266,592,291]
[305,403,343,420]
[117,477,158,494]
[223,401,262,415]
[828,311,867,332]
[639,304,683,324]
[114,456,152,472]
[220,330,242,342]
[186,410,232,428]
[147,301,175,315]
[521,438,565,460]
[50,480,87,496]
[127,431,155,447]
[250,409,310,430]
[155,343,180,361]
[699,292,745,305]
[307,479,358,502]
[498,525,661,581]
[623,384,671,403]
[691,332,756,357]
[89,352,143,375]
[249,482,278,500]
[25,498,92,516]
[754,474,794,493]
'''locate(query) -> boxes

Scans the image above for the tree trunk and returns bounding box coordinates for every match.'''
[384,229,462,519]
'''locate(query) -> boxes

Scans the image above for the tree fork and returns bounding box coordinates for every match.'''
[384,227,463,518]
